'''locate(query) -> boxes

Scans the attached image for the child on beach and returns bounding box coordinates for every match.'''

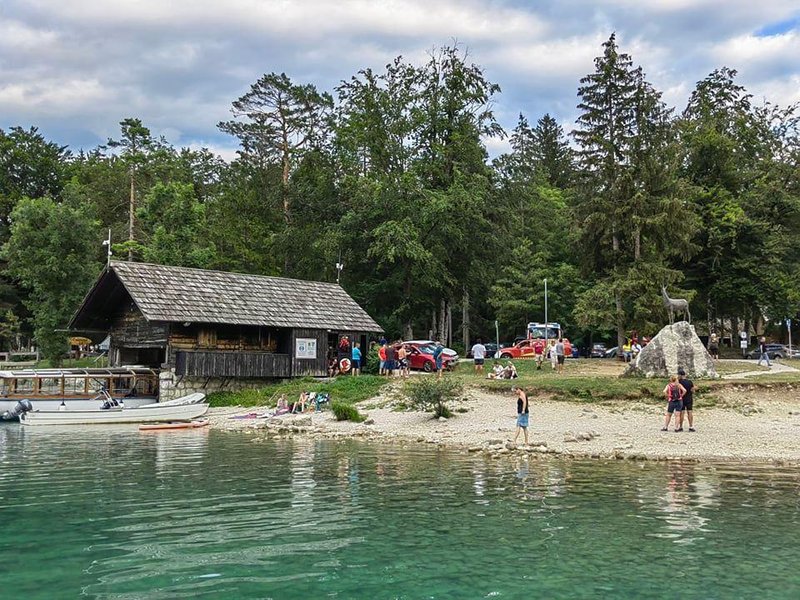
[662,375,686,432]
[512,386,529,445]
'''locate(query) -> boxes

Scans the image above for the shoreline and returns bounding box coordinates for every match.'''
[208,385,800,464]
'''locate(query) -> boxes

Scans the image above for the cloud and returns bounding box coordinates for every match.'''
[1,0,799,155]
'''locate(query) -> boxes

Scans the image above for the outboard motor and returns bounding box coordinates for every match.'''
[2,399,33,421]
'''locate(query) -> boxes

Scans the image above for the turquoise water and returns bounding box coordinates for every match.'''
[1,426,798,599]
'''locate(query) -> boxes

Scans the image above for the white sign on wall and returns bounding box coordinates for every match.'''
[295,338,318,359]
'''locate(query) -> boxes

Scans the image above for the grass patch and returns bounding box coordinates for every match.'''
[713,361,769,375]
[207,375,389,408]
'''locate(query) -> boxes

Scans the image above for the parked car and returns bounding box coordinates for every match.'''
[467,342,500,359]
[405,340,458,359]
[403,342,458,372]
[499,338,573,360]
[746,344,789,360]
[605,346,618,359]
[590,343,607,358]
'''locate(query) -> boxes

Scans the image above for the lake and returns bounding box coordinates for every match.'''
[1,425,798,599]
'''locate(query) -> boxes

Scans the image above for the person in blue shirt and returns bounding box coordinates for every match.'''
[351,342,362,377]
[432,341,444,379]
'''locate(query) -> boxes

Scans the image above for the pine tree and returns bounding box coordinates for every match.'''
[532,114,574,188]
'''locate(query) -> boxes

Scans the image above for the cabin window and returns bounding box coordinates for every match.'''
[197,328,217,348]
[64,378,87,395]
[15,378,35,394]
[39,378,62,395]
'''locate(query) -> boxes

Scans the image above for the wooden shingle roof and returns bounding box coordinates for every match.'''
[73,261,382,332]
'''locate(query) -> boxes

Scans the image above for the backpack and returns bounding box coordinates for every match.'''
[669,384,681,401]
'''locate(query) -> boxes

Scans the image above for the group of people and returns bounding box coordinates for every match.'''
[506,367,698,446]
[487,361,518,380]
[622,339,643,363]
[377,341,412,378]
[661,369,696,432]
[275,391,331,415]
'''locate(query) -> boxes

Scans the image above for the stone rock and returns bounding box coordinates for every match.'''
[625,321,717,378]
[487,439,504,446]
[563,435,579,443]
[438,416,448,422]
[577,432,593,441]
[505,442,517,450]
[364,418,375,425]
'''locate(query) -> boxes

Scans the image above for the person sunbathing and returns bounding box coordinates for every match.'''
[487,363,505,379]
[503,362,518,379]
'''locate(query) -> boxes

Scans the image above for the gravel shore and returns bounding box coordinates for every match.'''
[208,385,800,463]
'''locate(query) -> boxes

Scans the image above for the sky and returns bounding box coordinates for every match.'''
[1,0,799,159]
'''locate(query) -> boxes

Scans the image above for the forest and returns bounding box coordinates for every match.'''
[1,34,799,360]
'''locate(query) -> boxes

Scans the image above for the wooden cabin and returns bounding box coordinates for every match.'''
[69,262,383,399]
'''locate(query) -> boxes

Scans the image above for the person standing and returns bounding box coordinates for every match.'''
[397,343,409,378]
[555,338,566,374]
[385,343,397,377]
[548,339,558,370]
[432,340,445,379]
[661,375,686,432]
[512,386,529,446]
[351,342,362,376]
[757,337,771,367]
[378,343,387,375]
[677,368,695,432]
[708,333,719,360]
[534,339,545,370]
[471,338,487,375]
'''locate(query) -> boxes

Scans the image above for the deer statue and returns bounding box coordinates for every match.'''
[661,286,691,326]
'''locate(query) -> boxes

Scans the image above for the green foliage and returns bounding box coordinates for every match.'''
[2,194,101,363]
[137,182,215,267]
[331,400,366,422]
[406,377,463,419]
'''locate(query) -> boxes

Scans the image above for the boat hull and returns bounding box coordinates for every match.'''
[20,403,209,426]
[0,396,157,414]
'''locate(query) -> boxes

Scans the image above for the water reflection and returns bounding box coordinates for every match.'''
[1,428,799,599]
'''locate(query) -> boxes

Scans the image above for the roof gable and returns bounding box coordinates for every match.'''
[72,261,382,332]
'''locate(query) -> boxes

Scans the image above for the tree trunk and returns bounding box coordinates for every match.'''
[439,299,446,343]
[447,301,452,347]
[615,290,625,362]
[128,170,135,261]
[462,286,470,350]
[633,227,641,261]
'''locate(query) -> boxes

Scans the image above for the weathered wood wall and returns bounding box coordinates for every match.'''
[110,306,168,348]
[175,350,291,378]
[166,324,289,366]
[290,328,328,377]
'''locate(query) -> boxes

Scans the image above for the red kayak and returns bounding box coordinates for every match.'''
[139,419,210,431]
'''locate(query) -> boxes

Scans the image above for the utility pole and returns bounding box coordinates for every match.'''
[544,278,549,346]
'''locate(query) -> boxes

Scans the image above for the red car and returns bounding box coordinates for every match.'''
[499,338,573,359]
[403,343,457,372]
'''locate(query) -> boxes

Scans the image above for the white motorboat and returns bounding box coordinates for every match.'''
[0,367,159,418]
[20,401,209,426]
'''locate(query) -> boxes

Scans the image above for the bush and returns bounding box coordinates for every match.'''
[364,344,381,375]
[331,400,366,422]
[407,378,463,419]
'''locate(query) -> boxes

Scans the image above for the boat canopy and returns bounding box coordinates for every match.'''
[0,367,157,379]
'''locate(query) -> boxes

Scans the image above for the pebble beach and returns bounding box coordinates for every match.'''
[209,383,800,463]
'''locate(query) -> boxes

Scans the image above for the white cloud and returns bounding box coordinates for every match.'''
[1,0,799,155]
